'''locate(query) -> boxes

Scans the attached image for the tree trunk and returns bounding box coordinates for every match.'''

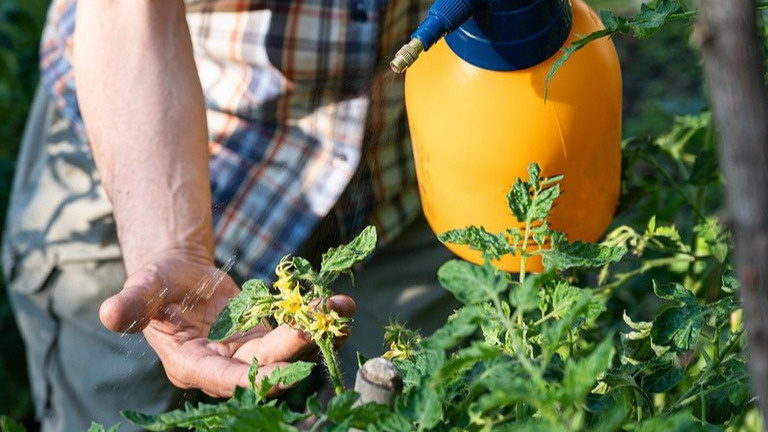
[694,0,768,420]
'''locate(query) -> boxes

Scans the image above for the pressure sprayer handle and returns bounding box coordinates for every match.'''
[390,0,477,73]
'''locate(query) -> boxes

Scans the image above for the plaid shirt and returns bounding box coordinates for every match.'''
[39,0,429,280]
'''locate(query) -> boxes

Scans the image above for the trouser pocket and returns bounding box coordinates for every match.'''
[4,249,59,420]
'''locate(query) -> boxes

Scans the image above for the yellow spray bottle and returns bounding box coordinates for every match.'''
[391,0,622,273]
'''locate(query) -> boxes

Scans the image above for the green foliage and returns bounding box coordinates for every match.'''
[2,1,760,431]
[86,423,120,432]
[121,362,315,431]
[255,361,315,402]
[319,225,378,287]
[108,104,750,431]
[542,232,627,270]
[207,279,271,342]
[0,416,26,432]
[123,388,304,431]
[649,281,704,351]
[547,0,695,92]
[437,260,507,305]
[440,162,627,278]
[438,227,514,262]
[119,379,390,432]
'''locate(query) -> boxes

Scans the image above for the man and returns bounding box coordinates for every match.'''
[2,0,458,431]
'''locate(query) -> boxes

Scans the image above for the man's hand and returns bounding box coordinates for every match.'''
[99,256,356,398]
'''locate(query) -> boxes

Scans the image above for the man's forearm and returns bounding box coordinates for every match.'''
[73,0,213,275]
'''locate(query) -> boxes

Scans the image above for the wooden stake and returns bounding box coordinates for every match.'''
[349,357,403,431]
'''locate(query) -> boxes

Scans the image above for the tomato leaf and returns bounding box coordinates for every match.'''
[434,341,499,384]
[319,225,377,277]
[559,336,614,404]
[437,260,508,305]
[257,361,315,401]
[694,218,730,263]
[641,363,684,394]
[422,305,485,350]
[651,304,704,352]
[208,279,271,341]
[324,391,391,429]
[509,273,543,313]
[653,281,697,305]
[368,413,413,432]
[508,177,534,223]
[620,312,656,365]
[636,412,719,432]
[541,232,627,270]
[223,405,303,432]
[439,226,516,261]
[722,269,740,293]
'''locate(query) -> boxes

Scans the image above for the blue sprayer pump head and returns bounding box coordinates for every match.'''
[390,0,573,73]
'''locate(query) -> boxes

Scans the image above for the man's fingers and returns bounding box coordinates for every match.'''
[146,328,300,398]
[327,294,356,317]
[232,294,356,364]
[162,345,293,398]
[233,324,313,365]
[100,267,165,333]
[184,359,296,399]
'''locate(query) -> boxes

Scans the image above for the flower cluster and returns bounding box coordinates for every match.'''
[382,321,421,361]
[267,257,349,339]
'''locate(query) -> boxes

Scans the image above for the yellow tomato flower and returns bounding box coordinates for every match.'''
[273,283,305,325]
[309,309,346,339]
[273,258,294,294]
[274,276,293,295]
[382,341,410,361]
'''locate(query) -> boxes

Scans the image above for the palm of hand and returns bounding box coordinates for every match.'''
[100,257,313,397]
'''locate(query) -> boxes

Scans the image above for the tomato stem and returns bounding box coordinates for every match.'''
[318,336,344,395]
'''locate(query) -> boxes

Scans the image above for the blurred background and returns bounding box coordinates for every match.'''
[0,0,705,429]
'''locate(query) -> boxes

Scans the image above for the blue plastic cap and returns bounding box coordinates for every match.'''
[411,0,573,71]
[446,0,572,70]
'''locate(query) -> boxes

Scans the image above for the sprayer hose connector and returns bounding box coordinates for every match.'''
[389,38,425,74]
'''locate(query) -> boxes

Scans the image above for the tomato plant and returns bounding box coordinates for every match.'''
[76,127,751,431]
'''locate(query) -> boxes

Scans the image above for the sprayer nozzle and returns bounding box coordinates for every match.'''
[389,38,425,74]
